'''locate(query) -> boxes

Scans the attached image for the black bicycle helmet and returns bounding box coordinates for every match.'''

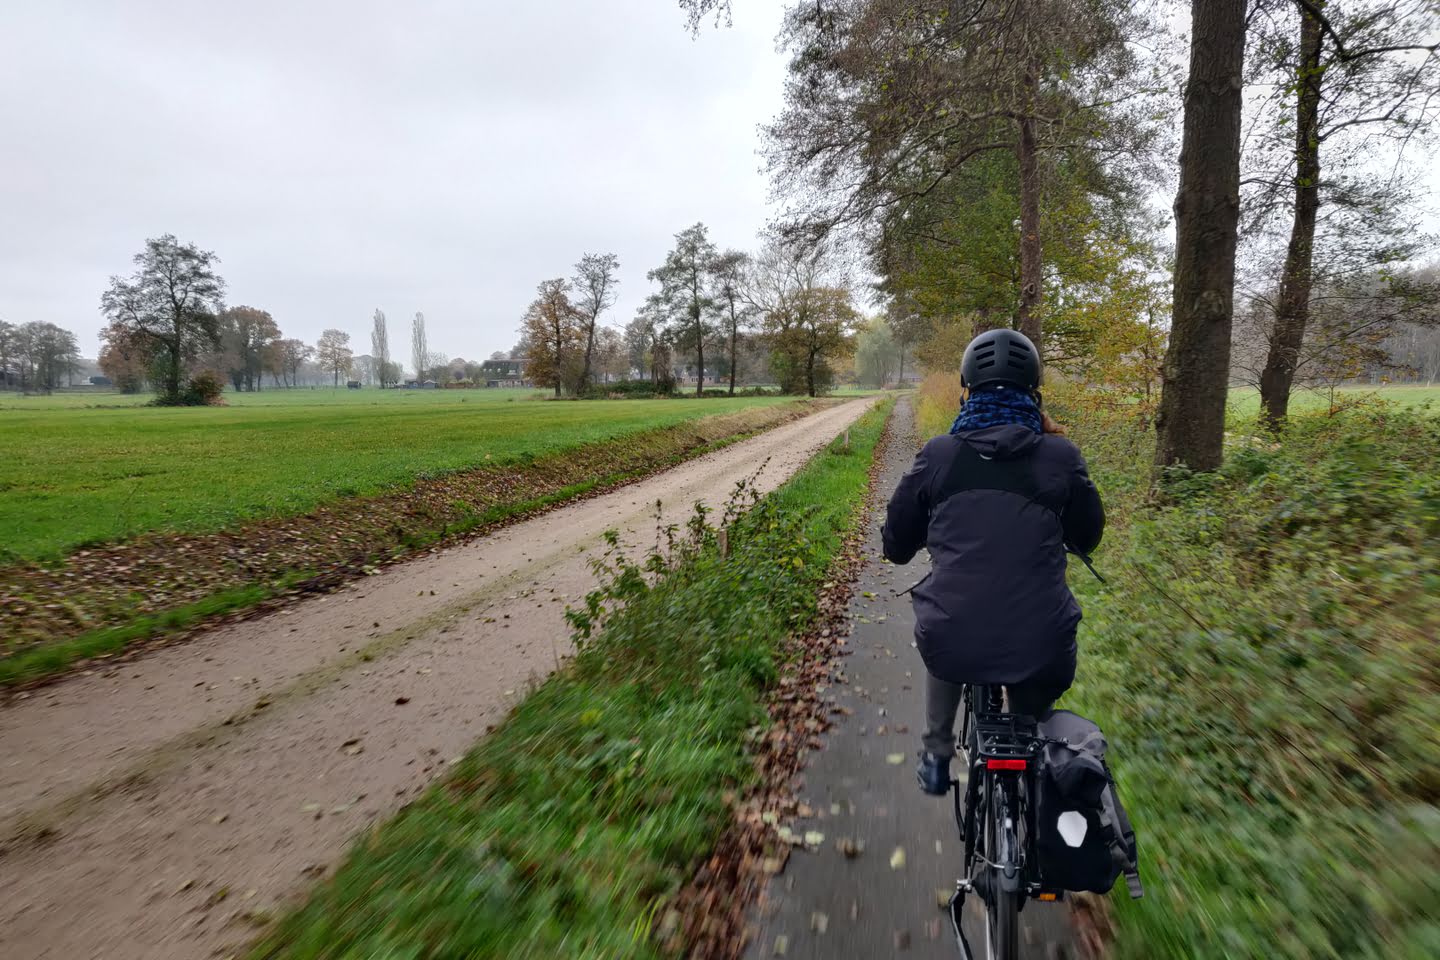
[960,329,1041,392]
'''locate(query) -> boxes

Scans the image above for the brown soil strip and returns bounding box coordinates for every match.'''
[0,401,819,679]
[0,398,875,960]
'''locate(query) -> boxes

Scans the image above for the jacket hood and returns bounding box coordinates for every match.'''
[955,424,1043,460]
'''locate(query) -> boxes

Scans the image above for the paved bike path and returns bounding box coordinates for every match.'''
[744,398,1077,959]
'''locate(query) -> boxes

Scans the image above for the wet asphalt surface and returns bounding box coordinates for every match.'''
[744,398,1077,960]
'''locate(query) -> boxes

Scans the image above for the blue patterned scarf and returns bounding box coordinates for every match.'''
[949,386,1043,435]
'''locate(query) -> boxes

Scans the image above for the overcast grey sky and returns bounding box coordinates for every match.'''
[0,0,788,361]
[5,2,1437,366]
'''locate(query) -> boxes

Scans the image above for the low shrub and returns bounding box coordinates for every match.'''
[150,370,227,406]
[582,379,672,399]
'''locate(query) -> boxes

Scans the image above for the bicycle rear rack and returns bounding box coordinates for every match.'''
[973,713,1041,761]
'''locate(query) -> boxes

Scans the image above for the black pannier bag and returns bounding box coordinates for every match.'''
[1034,709,1143,898]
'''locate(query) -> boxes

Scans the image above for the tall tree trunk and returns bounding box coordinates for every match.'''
[1257,6,1324,429]
[694,307,704,397]
[581,318,597,393]
[728,308,738,396]
[1016,64,1043,348]
[1152,0,1246,477]
[553,321,563,398]
[168,332,182,402]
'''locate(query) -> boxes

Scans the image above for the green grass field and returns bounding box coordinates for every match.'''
[1227,383,1440,417]
[0,388,791,563]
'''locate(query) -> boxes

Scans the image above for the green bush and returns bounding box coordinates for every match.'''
[149,369,227,406]
[582,379,672,399]
[1060,402,1440,959]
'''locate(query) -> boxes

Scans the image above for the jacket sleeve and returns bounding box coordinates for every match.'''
[1061,446,1105,556]
[882,440,935,565]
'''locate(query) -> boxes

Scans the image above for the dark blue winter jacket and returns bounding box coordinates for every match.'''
[882,424,1104,685]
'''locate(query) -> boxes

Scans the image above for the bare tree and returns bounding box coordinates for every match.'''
[272,338,312,387]
[100,234,226,405]
[572,252,621,391]
[594,326,628,384]
[1245,0,1440,426]
[1152,0,1248,475]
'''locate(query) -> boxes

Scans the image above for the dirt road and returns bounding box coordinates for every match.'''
[744,398,1077,959]
[0,397,874,960]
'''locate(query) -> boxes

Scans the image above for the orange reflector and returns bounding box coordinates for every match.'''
[1038,893,1058,902]
[985,758,1028,771]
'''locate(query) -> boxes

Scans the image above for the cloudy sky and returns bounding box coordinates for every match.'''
[0,0,788,362]
[4,2,1437,366]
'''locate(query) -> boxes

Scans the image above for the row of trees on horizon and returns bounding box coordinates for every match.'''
[515,224,872,399]
[52,223,893,406]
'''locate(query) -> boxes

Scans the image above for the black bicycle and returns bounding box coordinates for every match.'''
[945,684,1062,960]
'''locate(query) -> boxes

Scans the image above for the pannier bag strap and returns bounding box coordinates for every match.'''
[1125,870,1144,899]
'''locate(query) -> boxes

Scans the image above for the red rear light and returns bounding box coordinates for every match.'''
[985,758,1028,771]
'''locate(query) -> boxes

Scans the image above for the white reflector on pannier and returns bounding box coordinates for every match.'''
[1058,811,1088,848]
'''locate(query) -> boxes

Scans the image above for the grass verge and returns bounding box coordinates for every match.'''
[0,573,313,687]
[247,400,891,959]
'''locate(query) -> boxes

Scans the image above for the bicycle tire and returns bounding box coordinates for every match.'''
[984,777,1021,960]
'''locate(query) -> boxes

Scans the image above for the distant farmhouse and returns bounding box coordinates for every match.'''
[480,358,530,388]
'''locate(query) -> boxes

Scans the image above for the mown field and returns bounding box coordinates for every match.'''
[0,389,791,563]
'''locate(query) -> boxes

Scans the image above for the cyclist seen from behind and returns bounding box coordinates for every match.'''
[881,330,1104,796]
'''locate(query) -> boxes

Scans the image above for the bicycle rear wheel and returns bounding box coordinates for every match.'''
[984,778,1020,960]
